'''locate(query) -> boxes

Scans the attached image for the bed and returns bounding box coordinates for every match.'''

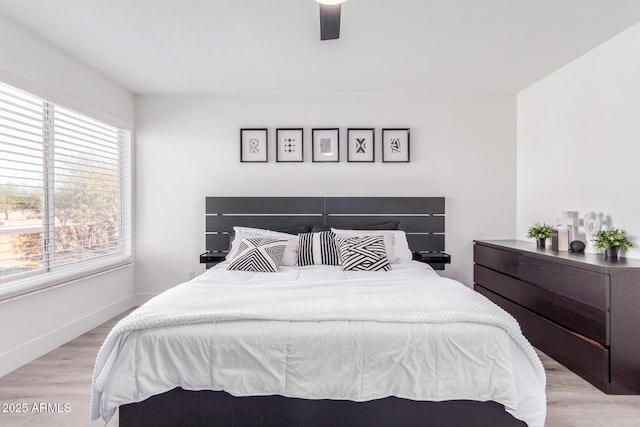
[90,197,546,426]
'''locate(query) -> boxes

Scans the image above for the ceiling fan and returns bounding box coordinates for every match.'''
[317,0,347,41]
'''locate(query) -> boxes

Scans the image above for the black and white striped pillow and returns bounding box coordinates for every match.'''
[227,237,287,272]
[336,235,392,271]
[297,231,340,266]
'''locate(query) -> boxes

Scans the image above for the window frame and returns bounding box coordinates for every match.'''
[0,82,133,300]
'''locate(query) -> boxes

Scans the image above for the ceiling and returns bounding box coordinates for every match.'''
[1,0,640,95]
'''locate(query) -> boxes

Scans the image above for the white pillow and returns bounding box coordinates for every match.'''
[390,230,413,263]
[331,228,413,264]
[227,227,299,266]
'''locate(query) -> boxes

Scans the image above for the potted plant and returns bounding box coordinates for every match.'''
[527,222,554,248]
[593,228,633,259]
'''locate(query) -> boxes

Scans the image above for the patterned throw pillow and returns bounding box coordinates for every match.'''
[336,235,392,271]
[297,231,340,266]
[227,238,287,272]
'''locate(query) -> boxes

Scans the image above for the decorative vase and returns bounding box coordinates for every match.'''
[584,212,602,254]
[604,247,619,259]
[537,238,546,248]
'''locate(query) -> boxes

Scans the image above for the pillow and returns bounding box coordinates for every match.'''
[336,235,391,271]
[332,228,397,263]
[297,231,340,266]
[331,228,413,264]
[227,227,298,266]
[227,237,287,272]
[391,230,413,263]
[350,220,399,230]
[277,225,312,234]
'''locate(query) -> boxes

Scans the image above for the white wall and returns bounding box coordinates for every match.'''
[135,93,516,297]
[0,14,133,128]
[517,22,640,258]
[0,14,136,376]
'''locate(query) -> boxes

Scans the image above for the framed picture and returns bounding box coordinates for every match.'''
[240,128,268,162]
[276,128,304,162]
[347,128,375,162]
[382,128,410,163]
[312,128,340,162]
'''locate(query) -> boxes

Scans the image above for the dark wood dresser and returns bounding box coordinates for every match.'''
[473,239,640,395]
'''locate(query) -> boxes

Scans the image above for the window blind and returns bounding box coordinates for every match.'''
[0,81,132,293]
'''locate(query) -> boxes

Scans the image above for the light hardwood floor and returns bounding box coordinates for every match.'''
[0,310,639,426]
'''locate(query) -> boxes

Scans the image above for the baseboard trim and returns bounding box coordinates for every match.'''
[0,294,136,378]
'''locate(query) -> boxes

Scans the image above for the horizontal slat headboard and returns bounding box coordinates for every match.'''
[324,197,444,252]
[205,197,445,258]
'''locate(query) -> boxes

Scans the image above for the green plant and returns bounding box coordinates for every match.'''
[527,222,553,240]
[593,228,633,250]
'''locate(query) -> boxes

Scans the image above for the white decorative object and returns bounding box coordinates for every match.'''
[558,229,569,252]
[583,212,602,254]
[557,211,580,242]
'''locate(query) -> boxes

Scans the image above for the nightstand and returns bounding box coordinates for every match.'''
[412,251,451,270]
[199,251,227,268]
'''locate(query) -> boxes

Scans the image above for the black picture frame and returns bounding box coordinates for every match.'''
[276,128,304,162]
[312,128,340,162]
[382,128,410,163]
[240,128,268,162]
[347,128,375,162]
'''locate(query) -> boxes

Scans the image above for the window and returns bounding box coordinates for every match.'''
[0,81,132,294]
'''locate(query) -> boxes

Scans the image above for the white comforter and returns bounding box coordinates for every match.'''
[91,262,546,426]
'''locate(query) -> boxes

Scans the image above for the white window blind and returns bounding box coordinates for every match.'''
[0,81,132,295]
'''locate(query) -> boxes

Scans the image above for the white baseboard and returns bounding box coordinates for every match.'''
[0,294,136,378]
[136,292,158,306]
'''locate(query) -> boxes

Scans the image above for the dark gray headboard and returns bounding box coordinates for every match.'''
[205,196,445,257]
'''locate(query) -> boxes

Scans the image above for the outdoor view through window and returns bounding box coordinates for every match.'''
[0,81,131,287]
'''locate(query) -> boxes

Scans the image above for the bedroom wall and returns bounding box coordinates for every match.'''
[517,22,640,259]
[0,14,136,377]
[135,93,516,298]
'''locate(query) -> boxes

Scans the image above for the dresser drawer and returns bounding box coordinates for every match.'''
[476,285,610,390]
[522,254,610,311]
[474,244,522,278]
[474,244,610,311]
[474,264,608,345]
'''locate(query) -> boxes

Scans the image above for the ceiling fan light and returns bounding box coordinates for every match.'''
[317,0,345,41]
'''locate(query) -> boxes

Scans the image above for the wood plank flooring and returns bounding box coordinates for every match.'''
[0,310,638,426]
[0,310,129,427]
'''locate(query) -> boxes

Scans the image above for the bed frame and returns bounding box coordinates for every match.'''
[118,196,527,427]
[120,389,525,427]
